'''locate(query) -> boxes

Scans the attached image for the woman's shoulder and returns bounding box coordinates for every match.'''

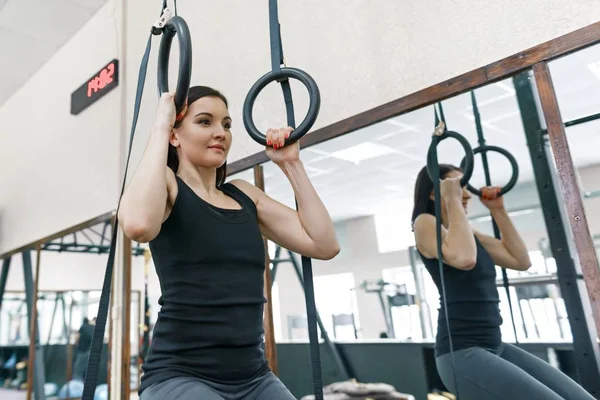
[413,213,435,232]
[227,179,260,205]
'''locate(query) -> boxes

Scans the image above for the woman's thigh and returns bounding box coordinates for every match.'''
[436,346,563,400]
[240,372,296,400]
[499,343,595,400]
[140,377,226,400]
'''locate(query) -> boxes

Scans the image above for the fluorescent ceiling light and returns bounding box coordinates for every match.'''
[331,142,397,164]
[587,61,600,80]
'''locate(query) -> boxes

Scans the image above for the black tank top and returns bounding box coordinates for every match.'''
[418,232,503,357]
[139,175,269,394]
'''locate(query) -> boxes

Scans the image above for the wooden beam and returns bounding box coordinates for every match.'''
[533,61,600,336]
[254,165,278,375]
[228,20,600,176]
[120,236,132,400]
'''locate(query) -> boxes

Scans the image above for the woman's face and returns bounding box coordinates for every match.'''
[170,96,232,168]
[444,169,472,213]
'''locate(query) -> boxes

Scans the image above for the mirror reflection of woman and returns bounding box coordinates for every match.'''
[411,164,595,400]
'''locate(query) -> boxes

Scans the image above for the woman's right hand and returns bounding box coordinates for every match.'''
[440,176,463,202]
[154,91,178,129]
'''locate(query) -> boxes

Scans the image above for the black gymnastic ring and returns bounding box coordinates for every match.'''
[157,16,192,115]
[459,145,519,197]
[242,67,321,147]
[426,130,474,187]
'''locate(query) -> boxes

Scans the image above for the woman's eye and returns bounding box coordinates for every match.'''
[224,123,232,130]
[199,119,210,125]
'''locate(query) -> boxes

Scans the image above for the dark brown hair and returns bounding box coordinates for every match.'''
[167,86,229,187]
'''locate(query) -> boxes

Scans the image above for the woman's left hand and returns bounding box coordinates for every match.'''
[479,186,505,210]
[265,126,300,165]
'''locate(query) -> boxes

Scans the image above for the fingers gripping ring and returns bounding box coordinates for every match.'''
[426,130,475,187]
[242,68,321,147]
[460,145,519,196]
[157,16,192,115]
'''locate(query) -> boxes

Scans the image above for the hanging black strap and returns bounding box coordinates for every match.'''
[467,91,520,343]
[268,1,323,397]
[242,0,323,398]
[427,103,475,400]
[81,2,178,398]
[242,0,320,147]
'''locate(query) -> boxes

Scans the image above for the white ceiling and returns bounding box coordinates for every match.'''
[0,0,108,107]
[231,43,600,224]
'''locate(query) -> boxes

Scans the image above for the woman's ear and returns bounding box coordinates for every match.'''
[169,129,179,147]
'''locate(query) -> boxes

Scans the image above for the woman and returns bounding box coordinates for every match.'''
[119,86,340,399]
[411,164,595,400]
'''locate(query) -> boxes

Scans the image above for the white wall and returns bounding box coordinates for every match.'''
[123,0,600,171]
[0,1,121,256]
[2,0,599,259]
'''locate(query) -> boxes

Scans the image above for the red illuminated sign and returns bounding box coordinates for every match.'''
[71,59,119,115]
[87,62,116,97]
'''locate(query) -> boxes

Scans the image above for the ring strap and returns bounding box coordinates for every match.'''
[81,1,172,397]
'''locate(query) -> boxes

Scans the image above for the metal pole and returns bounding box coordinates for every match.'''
[22,249,46,400]
[270,246,353,380]
[513,71,600,397]
[408,246,433,339]
[285,248,353,380]
[254,165,278,375]
[0,257,11,311]
[563,111,600,128]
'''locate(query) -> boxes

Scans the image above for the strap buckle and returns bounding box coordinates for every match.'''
[433,121,446,136]
[152,7,172,35]
[276,58,288,83]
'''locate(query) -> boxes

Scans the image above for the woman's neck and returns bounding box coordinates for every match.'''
[177,161,218,196]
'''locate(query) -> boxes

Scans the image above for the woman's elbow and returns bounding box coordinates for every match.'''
[447,254,477,270]
[118,212,158,243]
[314,241,341,260]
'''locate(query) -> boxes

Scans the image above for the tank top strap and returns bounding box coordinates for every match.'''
[221,182,258,215]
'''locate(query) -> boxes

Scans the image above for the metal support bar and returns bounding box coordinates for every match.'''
[408,246,433,340]
[0,257,11,311]
[22,250,46,400]
[513,71,600,397]
[270,246,353,380]
[564,111,600,127]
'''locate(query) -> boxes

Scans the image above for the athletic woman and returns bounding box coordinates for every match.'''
[411,164,595,400]
[118,86,340,399]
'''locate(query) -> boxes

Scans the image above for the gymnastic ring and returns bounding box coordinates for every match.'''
[426,130,474,188]
[460,145,519,197]
[157,16,192,115]
[243,67,321,147]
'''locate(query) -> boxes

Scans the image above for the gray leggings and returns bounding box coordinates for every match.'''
[436,343,595,400]
[140,372,296,400]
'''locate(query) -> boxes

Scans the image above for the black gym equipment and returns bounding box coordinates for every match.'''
[242,0,321,147]
[156,14,192,114]
[514,72,600,396]
[82,1,189,398]
[460,90,521,345]
[359,280,416,339]
[242,1,324,398]
[0,253,47,399]
[426,102,475,399]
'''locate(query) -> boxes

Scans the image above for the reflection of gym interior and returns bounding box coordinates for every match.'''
[2,2,600,400]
